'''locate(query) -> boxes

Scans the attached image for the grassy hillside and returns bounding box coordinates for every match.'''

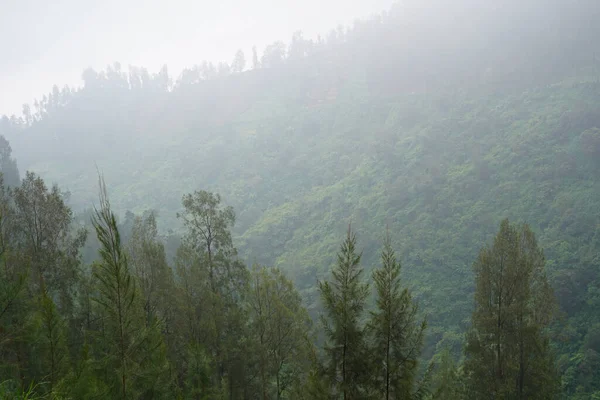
[3,0,600,396]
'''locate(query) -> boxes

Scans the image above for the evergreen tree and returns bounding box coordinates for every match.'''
[368,231,429,399]
[32,292,70,395]
[0,257,29,392]
[0,175,29,387]
[92,176,138,398]
[318,226,370,399]
[463,219,559,399]
[428,347,463,400]
[91,175,171,399]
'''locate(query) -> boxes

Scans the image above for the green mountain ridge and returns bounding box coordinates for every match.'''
[7,77,600,391]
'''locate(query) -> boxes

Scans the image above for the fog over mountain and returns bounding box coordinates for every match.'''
[1,0,393,115]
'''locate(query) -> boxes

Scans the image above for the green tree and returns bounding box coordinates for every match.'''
[0,224,29,391]
[4,173,85,392]
[428,347,463,400]
[368,231,429,399]
[0,176,27,382]
[181,342,222,399]
[29,292,70,396]
[177,190,237,294]
[127,211,174,327]
[173,243,206,347]
[172,243,219,397]
[92,176,139,398]
[318,226,370,399]
[91,176,170,399]
[177,190,248,393]
[463,219,558,399]
[247,264,312,399]
[12,172,85,314]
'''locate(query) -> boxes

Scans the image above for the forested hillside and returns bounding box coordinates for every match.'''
[2,0,600,397]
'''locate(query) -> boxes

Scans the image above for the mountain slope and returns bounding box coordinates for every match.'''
[3,0,600,396]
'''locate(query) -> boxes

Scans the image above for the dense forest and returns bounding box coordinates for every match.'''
[1,0,600,398]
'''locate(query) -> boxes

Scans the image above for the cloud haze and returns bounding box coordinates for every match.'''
[0,0,393,116]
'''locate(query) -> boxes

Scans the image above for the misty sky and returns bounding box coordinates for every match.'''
[1,0,394,116]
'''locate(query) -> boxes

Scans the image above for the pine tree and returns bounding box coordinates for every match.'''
[463,219,558,399]
[368,231,429,399]
[318,226,370,399]
[32,292,70,396]
[428,347,463,400]
[0,256,28,391]
[91,176,138,398]
[91,175,171,399]
[0,174,33,391]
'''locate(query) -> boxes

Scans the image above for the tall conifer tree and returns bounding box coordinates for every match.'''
[91,175,171,399]
[369,231,429,399]
[319,226,370,399]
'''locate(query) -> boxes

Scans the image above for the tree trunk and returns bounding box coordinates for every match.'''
[497,258,504,385]
[276,371,281,400]
[386,324,390,400]
[342,339,347,400]
[518,313,525,399]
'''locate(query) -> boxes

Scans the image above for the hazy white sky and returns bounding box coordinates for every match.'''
[0,0,394,116]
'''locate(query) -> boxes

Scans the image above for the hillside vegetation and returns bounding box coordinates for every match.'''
[2,0,600,397]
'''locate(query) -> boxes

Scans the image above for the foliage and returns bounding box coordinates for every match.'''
[427,347,464,400]
[369,231,429,399]
[247,264,313,399]
[0,1,599,397]
[91,175,171,398]
[463,219,559,399]
[318,226,371,398]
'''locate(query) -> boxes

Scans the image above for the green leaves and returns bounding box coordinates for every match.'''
[178,191,235,257]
